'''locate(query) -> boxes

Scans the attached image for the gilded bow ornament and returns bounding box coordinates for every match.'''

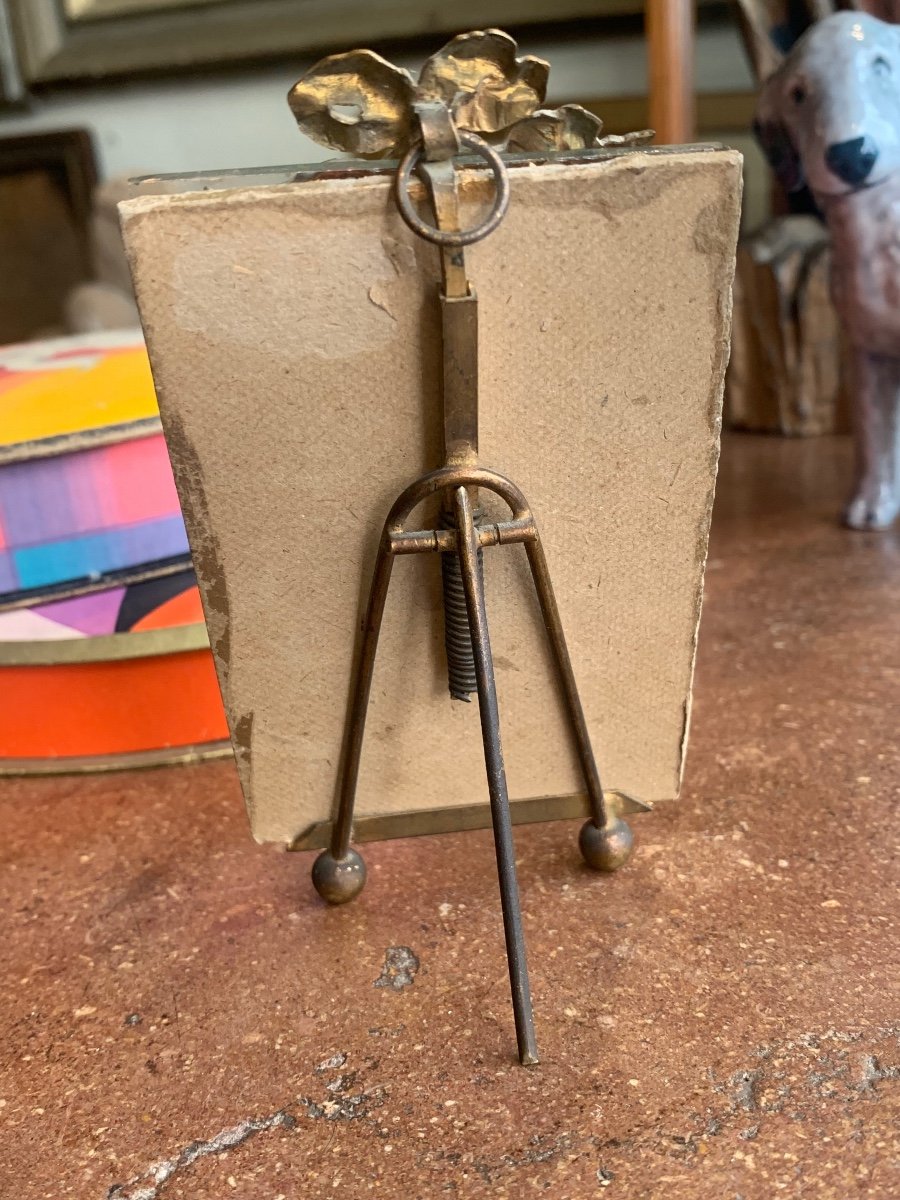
[288,28,652,158]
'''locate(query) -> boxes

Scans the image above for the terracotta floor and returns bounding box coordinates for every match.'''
[2,435,898,1199]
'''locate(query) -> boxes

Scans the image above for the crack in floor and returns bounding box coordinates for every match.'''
[103,1027,898,1196]
[106,1110,296,1200]
[104,1052,385,1199]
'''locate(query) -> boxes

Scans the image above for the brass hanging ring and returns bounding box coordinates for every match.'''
[395,131,510,247]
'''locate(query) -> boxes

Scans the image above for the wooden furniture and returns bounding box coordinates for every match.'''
[647,0,696,144]
[0,130,96,343]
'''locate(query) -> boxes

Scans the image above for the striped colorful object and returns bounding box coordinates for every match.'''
[0,328,159,447]
[0,330,229,772]
[0,434,189,598]
[0,569,203,641]
[0,652,230,765]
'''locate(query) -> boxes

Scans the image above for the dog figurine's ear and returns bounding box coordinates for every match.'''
[753,117,805,192]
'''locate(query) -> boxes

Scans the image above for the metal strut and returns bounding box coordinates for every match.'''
[310,107,636,1066]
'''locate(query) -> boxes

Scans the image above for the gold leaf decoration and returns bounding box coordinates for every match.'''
[506,104,604,153]
[416,29,549,135]
[597,129,655,147]
[287,32,650,160]
[288,50,415,157]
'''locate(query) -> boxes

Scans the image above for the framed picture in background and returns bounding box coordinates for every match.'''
[0,1,24,105]
[5,0,644,82]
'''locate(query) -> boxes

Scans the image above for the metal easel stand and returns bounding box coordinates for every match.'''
[311,107,635,1067]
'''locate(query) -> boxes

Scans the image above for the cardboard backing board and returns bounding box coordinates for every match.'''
[120,146,742,845]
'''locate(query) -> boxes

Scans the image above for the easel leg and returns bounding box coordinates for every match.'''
[524,537,634,872]
[312,538,395,905]
[453,485,539,1066]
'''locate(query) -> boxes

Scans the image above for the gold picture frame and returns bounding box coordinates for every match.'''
[7,1,648,83]
[63,0,222,19]
[0,1,24,104]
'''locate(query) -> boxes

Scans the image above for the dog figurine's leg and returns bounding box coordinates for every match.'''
[844,350,900,530]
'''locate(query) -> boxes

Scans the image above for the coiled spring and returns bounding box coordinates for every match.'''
[440,506,483,701]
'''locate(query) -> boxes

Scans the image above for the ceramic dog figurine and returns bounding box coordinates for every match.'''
[754,10,900,528]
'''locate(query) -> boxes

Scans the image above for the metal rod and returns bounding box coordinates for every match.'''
[420,149,481,699]
[453,484,539,1066]
[524,535,609,830]
[329,538,395,858]
[440,291,479,466]
[388,516,536,555]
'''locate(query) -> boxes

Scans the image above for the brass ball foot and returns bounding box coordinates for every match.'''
[579,816,634,872]
[311,848,367,904]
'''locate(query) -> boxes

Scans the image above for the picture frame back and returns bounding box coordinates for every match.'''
[120,145,742,846]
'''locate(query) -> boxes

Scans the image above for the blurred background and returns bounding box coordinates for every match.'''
[0,2,767,345]
[0,3,754,165]
[0,1,846,773]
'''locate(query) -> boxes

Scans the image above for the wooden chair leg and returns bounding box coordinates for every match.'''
[647,0,696,145]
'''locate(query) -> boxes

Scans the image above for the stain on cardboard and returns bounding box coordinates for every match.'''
[163,412,231,670]
[233,712,254,786]
[160,413,252,794]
